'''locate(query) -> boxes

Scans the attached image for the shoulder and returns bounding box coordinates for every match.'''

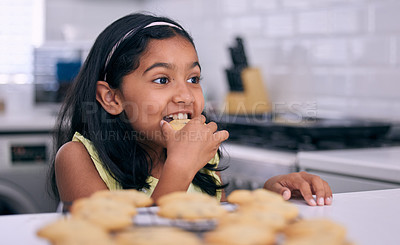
[55,141,108,201]
[55,141,94,174]
[56,141,90,163]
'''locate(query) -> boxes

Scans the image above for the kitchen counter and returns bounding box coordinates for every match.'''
[0,188,399,245]
[292,188,400,245]
[298,146,400,183]
[297,147,400,193]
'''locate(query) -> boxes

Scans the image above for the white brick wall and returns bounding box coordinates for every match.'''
[265,13,295,37]
[373,2,400,33]
[350,37,395,66]
[46,0,400,122]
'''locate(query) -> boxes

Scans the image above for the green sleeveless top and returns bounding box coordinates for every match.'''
[72,132,222,201]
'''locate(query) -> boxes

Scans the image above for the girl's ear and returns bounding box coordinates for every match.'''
[96,81,124,115]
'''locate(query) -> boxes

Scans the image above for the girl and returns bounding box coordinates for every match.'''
[50,13,332,207]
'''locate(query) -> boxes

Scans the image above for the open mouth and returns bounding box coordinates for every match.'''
[163,113,191,123]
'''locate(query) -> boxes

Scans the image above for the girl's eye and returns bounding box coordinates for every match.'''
[187,76,201,84]
[153,77,169,84]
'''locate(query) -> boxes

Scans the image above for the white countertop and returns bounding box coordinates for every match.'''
[292,188,400,245]
[1,188,400,245]
[298,146,400,183]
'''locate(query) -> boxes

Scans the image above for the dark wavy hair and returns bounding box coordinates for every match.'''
[49,13,227,200]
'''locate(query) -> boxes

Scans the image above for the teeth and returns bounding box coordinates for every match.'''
[168,113,188,120]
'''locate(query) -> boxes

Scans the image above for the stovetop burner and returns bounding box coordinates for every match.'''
[210,114,400,152]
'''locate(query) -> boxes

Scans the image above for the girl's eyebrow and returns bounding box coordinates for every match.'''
[143,62,171,74]
[193,61,202,71]
[143,61,201,74]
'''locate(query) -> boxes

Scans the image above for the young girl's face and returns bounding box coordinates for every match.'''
[119,35,204,148]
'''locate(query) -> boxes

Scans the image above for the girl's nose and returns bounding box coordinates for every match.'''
[172,82,195,105]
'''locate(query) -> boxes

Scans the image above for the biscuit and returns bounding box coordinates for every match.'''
[283,235,348,245]
[217,209,287,231]
[157,191,213,206]
[91,189,153,207]
[37,218,113,245]
[70,196,137,231]
[169,119,190,130]
[158,200,227,221]
[238,201,299,222]
[204,223,276,245]
[115,226,202,245]
[227,189,284,205]
[227,189,298,221]
[157,192,226,221]
[283,219,347,240]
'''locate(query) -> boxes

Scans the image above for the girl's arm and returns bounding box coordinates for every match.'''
[150,156,195,203]
[55,141,108,202]
[151,159,227,203]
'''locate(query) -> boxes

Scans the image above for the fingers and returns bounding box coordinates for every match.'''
[270,173,314,203]
[187,116,229,143]
[160,119,174,136]
[298,181,317,206]
[206,121,218,133]
[282,188,291,200]
[266,172,333,206]
[309,175,326,206]
[192,115,206,124]
[263,177,292,201]
[324,180,333,205]
[300,172,333,206]
[213,130,229,143]
[164,115,229,147]
[275,184,292,201]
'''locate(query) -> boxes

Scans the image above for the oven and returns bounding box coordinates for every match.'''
[0,133,53,168]
[0,118,58,214]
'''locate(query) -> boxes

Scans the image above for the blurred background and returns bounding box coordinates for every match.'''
[1,0,400,215]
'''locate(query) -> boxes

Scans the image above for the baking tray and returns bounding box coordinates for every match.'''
[133,203,237,232]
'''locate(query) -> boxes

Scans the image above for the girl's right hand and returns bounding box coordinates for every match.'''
[160,115,229,177]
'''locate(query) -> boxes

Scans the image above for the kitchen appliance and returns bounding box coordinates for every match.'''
[224,37,271,115]
[0,113,58,214]
[211,111,400,193]
[214,114,393,151]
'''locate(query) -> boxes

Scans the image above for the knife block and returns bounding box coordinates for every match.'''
[224,67,271,115]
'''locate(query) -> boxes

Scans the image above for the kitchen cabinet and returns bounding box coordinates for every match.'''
[221,143,297,195]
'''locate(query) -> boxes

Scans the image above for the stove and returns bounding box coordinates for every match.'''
[212,113,400,194]
[211,114,399,152]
